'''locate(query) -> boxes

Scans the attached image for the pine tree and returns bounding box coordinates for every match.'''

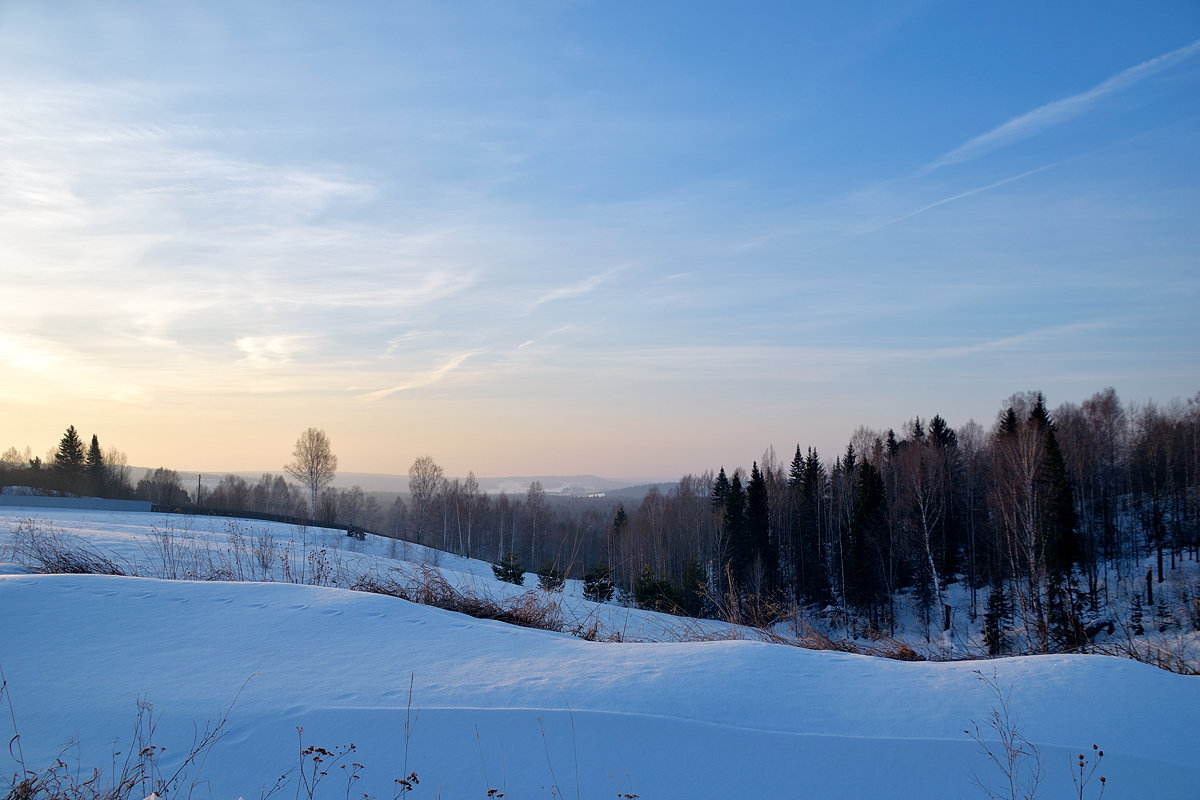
[929,414,957,449]
[54,425,86,494]
[492,551,525,585]
[1041,428,1082,576]
[998,407,1020,438]
[86,434,106,496]
[1039,421,1085,652]
[845,460,888,622]
[608,505,627,567]
[680,556,706,617]
[796,448,830,606]
[710,467,730,510]
[582,562,614,603]
[724,472,749,590]
[745,461,776,594]
[984,577,1011,656]
[1129,594,1145,636]
[633,566,685,614]
[536,561,565,592]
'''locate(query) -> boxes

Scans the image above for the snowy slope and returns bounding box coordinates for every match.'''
[2,509,1198,799]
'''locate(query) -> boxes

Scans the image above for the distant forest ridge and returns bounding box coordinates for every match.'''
[4,385,1198,661]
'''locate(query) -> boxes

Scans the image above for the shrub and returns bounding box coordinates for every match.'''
[536,561,565,592]
[582,562,614,603]
[492,551,525,585]
[6,518,126,576]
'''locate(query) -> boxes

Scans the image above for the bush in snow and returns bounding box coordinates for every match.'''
[582,562,614,603]
[536,561,565,592]
[492,551,525,585]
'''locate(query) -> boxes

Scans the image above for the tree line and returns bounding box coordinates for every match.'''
[4,386,1197,656]
[591,388,1199,654]
[352,386,1196,658]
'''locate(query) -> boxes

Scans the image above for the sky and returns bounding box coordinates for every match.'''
[1,1,1198,482]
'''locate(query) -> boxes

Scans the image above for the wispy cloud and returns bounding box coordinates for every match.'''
[927,38,1200,170]
[358,352,479,401]
[856,161,1059,234]
[929,321,1113,359]
[531,266,627,309]
[236,336,308,366]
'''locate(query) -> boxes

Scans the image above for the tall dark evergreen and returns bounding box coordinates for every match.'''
[789,447,829,606]
[53,425,86,493]
[724,471,749,590]
[1040,428,1082,576]
[609,504,628,568]
[1040,424,1085,650]
[710,467,730,510]
[86,434,106,496]
[886,429,899,458]
[983,574,1011,656]
[844,460,888,623]
[999,407,1019,438]
[745,462,776,594]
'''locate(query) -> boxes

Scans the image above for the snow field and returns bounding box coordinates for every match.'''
[1,508,1198,799]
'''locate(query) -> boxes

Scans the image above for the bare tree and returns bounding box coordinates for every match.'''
[408,454,443,542]
[285,428,338,519]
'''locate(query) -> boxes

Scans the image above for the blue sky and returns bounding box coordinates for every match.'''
[1,1,1197,480]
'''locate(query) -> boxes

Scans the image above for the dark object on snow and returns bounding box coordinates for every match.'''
[346,526,366,540]
[1084,619,1115,640]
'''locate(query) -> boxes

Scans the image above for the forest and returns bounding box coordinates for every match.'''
[4,386,1198,656]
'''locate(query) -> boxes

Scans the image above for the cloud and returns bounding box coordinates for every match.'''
[358,352,479,400]
[927,37,1200,170]
[236,336,308,366]
[856,161,1059,234]
[531,266,627,309]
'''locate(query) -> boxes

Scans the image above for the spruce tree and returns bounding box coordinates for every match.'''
[845,460,887,621]
[724,472,749,590]
[582,562,614,603]
[984,576,1011,656]
[680,556,706,617]
[86,434,106,496]
[1041,428,1082,576]
[998,407,1019,438]
[710,467,730,510]
[746,462,776,593]
[54,425,86,493]
[608,505,627,567]
[536,561,565,592]
[492,551,525,585]
[1129,594,1145,636]
[795,448,830,606]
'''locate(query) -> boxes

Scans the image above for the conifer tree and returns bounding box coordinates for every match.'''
[54,425,86,493]
[680,556,706,617]
[746,461,776,594]
[984,575,1011,655]
[86,434,106,496]
[724,471,749,591]
[845,460,888,623]
[801,448,831,604]
[582,562,614,603]
[608,504,627,568]
[710,467,730,510]
[492,551,525,585]
[536,561,565,592]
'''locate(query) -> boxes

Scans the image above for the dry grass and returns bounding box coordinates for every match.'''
[351,565,566,634]
[5,519,128,577]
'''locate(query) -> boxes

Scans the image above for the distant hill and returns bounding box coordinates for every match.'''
[133,467,673,500]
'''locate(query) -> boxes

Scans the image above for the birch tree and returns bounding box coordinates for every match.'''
[285,428,338,519]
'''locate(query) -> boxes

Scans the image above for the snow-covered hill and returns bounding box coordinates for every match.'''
[2,508,1197,799]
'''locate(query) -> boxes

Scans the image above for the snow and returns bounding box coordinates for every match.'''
[2,507,1198,799]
